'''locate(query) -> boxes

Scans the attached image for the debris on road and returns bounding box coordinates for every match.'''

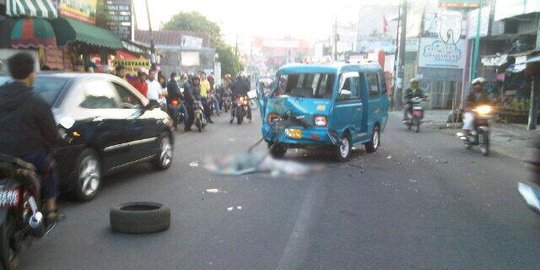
[189,161,199,167]
[227,207,234,211]
[206,188,227,194]
[236,206,242,210]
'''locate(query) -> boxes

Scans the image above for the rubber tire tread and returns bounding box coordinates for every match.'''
[110,202,171,234]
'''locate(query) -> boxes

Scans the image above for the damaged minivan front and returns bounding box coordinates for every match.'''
[258,63,389,161]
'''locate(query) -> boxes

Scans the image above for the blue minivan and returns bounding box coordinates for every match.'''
[257,63,389,161]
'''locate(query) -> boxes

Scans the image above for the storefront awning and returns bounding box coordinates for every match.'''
[10,18,56,48]
[5,0,58,18]
[49,17,124,49]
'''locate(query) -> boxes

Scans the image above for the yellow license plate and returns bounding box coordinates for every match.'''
[285,129,302,139]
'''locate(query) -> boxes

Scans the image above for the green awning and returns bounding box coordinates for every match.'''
[49,17,123,49]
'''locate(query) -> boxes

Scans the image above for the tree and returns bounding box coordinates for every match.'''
[162,11,243,75]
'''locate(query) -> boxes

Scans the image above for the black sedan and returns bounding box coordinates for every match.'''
[0,73,174,201]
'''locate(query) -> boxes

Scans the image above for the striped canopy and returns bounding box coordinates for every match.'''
[10,18,57,48]
[6,0,58,18]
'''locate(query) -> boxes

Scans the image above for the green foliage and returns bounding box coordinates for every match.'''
[162,11,243,76]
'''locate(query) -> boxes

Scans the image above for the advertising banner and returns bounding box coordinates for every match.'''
[59,0,97,24]
[418,38,466,69]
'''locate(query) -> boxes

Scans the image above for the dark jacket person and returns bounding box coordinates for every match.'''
[0,52,62,221]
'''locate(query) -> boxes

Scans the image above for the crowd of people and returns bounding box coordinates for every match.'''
[112,64,253,131]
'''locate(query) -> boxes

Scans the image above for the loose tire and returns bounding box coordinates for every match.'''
[110,202,171,234]
[73,149,101,201]
[335,134,351,161]
[365,126,380,153]
[153,134,173,170]
[0,216,17,270]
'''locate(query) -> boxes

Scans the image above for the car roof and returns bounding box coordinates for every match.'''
[277,62,381,75]
[34,72,117,80]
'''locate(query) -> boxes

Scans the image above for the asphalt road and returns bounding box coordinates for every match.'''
[20,112,540,270]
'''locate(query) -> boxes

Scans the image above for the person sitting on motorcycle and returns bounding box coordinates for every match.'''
[230,74,252,123]
[166,72,184,130]
[462,77,491,139]
[403,78,426,121]
[0,53,62,222]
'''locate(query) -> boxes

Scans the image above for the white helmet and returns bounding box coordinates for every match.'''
[410,78,419,83]
[471,77,486,85]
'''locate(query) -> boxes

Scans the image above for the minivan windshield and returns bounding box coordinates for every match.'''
[274,73,335,99]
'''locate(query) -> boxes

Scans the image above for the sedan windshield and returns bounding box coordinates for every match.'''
[33,77,70,106]
[0,76,69,107]
[275,73,335,99]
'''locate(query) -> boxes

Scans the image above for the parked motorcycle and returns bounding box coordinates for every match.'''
[0,154,56,269]
[518,182,540,215]
[193,100,207,132]
[456,104,493,156]
[230,95,250,125]
[403,96,427,132]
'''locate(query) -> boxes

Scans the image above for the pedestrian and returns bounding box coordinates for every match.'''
[146,69,161,102]
[199,72,214,123]
[115,64,127,80]
[131,68,148,97]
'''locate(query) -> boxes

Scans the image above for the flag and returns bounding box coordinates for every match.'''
[383,15,388,34]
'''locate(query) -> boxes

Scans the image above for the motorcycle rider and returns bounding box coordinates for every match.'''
[230,73,252,123]
[0,53,62,222]
[461,77,491,139]
[166,72,183,130]
[403,78,426,121]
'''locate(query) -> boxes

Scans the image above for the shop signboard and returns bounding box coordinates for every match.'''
[439,0,480,9]
[59,0,97,24]
[113,58,150,75]
[418,37,466,69]
[467,6,490,39]
[105,0,132,40]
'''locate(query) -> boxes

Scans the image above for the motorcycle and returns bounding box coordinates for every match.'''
[456,104,493,156]
[403,96,427,133]
[518,182,540,215]
[0,154,56,269]
[222,93,232,113]
[168,99,187,129]
[193,100,207,132]
[230,95,250,125]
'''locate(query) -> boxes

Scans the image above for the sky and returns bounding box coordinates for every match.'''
[132,0,415,45]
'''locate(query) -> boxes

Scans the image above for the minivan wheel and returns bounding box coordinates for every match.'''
[73,149,101,201]
[335,134,351,161]
[365,126,380,153]
[269,143,287,158]
[153,134,173,170]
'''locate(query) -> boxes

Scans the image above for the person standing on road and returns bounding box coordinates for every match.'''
[199,72,214,123]
[146,69,161,102]
[131,68,148,97]
[0,53,62,222]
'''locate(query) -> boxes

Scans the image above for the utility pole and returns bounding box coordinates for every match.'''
[334,15,338,60]
[144,0,156,68]
[470,0,483,79]
[396,0,408,110]
[392,1,402,111]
